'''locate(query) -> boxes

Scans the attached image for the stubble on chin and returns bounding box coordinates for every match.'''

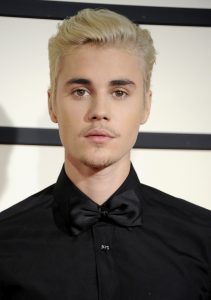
[81,156,114,171]
[78,142,116,170]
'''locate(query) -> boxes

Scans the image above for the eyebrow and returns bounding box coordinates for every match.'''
[65,78,91,85]
[65,78,136,87]
[110,79,135,86]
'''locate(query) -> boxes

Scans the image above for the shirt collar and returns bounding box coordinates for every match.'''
[53,163,142,234]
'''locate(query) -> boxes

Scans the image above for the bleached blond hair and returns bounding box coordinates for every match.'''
[48,8,156,96]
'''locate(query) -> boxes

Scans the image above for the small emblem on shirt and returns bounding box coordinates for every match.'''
[100,244,110,251]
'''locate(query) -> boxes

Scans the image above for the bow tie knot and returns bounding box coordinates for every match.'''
[68,189,142,236]
[99,206,109,219]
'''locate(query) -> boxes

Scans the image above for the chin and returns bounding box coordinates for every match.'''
[81,157,115,170]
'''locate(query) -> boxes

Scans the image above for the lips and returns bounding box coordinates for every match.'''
[84,128,115,143]
[85,129,115,138]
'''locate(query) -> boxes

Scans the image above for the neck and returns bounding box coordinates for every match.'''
[64,157,131,205]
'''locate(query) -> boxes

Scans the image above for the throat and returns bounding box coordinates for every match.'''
[64,160,131,205]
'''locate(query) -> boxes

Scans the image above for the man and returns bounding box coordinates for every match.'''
[0,8,211,300]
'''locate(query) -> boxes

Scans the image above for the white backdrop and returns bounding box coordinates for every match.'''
[0,0,211,211]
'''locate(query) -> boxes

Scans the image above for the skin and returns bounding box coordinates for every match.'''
[48,45,151,205]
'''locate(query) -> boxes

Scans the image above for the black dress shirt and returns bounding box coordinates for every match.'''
[0,164,211,299]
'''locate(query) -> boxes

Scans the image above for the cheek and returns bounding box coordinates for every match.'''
[56,109,78,143]
[117,111,141,141]
[124,106,143,127]
[57,103,79,125]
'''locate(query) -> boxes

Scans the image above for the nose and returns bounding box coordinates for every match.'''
[87,96,110,121]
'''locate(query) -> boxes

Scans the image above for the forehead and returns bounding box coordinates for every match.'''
[58,45,144,84]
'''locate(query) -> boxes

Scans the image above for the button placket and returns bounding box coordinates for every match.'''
[92,223,118,300]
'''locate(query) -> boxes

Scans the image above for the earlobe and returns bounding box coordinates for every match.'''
[48,89,58,123]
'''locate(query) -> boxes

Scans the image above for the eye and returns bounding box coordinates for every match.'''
[72,88,89,98]
[112,90,128,99]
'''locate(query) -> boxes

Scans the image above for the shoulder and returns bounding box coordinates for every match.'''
[139,182,211,287]
[0,184,55,224]
[139,182,211,227]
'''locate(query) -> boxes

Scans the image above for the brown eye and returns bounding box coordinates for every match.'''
[73,89,89,98]
[113,90,128,98]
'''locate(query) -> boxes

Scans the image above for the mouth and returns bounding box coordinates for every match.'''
[84,129,115,143]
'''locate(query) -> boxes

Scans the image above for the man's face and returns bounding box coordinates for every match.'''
[49,45,151,170]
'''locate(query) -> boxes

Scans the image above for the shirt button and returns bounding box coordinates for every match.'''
[100,244,110,251]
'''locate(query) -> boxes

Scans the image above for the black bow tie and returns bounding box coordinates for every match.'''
[67,189,142,236]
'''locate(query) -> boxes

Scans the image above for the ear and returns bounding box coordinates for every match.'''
[140,90,152,125]
[48,89,58,123]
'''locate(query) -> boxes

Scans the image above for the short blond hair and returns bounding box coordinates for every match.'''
[48,8,156,95]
